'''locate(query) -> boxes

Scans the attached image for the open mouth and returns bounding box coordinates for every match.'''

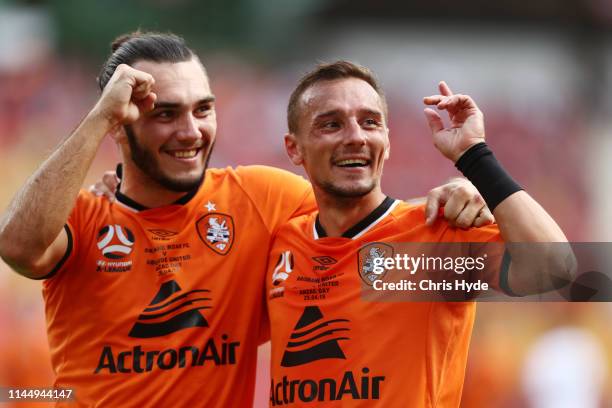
[335,158,370,168]
[165,148,202,160]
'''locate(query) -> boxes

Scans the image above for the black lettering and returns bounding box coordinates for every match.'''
[318,378,337,401]
[198,339,221,365]
[270,381,277,407]
[158,349,177,370]
[275,381,283,406]
[146,351,159,371]
[337,371,360,399]
[298,380,317,402]
[117,351,132,373]
[94,346,116,374]
[179,346,198,368]
[361,367,369,399]
[282,376,289,404]
[133,346,144,373]
[372,376,385,399]
[289,380,299,403]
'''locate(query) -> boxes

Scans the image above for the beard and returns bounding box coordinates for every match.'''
[319,178,377,198]
[125,125,213,192]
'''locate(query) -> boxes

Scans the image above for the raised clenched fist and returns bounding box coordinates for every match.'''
[93,64,157,127]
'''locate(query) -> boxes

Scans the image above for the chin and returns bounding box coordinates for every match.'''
[157,171,205,192]
[320,180,376,198]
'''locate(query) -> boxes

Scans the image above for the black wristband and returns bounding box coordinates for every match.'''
[455,142,522,211]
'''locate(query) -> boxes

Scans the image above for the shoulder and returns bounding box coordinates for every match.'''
[71,190,110,220]
[204,165,309,190]
[235,165,309,186]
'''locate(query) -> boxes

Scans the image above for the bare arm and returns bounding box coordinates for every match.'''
[0,64,155,278]
[423,82,574,294]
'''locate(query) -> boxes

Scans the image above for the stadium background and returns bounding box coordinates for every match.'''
[0,0,611,406]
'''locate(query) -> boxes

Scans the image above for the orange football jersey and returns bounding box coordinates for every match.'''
[266,198,501,407]
[41,165,315,407]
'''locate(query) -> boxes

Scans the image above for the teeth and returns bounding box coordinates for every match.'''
[337,159,367,167]
[171,149,197,159]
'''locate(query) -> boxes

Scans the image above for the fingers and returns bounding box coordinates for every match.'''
[454,195,486,229]
[88,181,116,202]
[423,108,444,134]
[436,94,476,111]
[443,186,471,227]
[136,92,157,113]
[473,207,495,227]
[439,81,453,96]
[423,95,444,105]
[425,186,450,226]
[102,171,120,191]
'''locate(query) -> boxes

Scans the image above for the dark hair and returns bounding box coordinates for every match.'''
[287,60,387,134]
[97,31,198,91]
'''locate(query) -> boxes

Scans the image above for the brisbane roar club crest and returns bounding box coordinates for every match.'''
[196,213,235,255]
[358,243,394,286]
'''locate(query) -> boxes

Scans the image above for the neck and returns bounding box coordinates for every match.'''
[119,161,190,208]
[315,187,387,237]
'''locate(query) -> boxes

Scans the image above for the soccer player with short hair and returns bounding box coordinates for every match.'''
[266,61,571,406]
[0,33,493,407]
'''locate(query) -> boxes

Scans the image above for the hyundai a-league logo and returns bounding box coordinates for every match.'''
[97,224,135,259]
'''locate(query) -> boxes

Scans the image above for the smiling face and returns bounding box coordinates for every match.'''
[123,58,217,192]
[286,77,390,199]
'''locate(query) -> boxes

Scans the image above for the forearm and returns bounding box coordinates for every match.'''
[456,144,574,294]
[0,111,113,263]
[493,191,567,242]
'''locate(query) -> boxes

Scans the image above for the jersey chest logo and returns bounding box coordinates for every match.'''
[358,243,394,286]
[97,224,135,259]
[196,212,235,255]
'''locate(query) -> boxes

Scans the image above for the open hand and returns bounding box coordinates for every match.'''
[423,81,485,162]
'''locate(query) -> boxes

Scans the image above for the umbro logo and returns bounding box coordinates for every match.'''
[129,280,212,338]
[312,256,337,266]
[147,229,178,241]
[281,306,350,367]
[312,255,337,272]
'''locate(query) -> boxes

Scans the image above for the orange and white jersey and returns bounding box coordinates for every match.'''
[266,197,501,407]
[42,165,315,407]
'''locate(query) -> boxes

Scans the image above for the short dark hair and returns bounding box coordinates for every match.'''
[97,31,199,91]
[287,60,387,134]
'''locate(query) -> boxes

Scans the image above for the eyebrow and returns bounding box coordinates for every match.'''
[153,96,216,110]
[313,108,383,121]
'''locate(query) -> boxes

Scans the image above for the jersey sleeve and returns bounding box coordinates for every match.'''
[235,166,316,234]
[41,190,99,281]
[452,225,511,294]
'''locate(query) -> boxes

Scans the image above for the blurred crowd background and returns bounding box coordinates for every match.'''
[1,0,611,407]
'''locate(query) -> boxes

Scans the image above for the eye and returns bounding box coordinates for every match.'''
[321,121,340,130]
[363,118,382,128]
[195,104,212,117]
[155,110,175,120]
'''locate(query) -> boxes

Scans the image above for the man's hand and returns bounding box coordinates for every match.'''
[423,81,485,162]
[424,178,494,228]
[92,64,157,128]
[88,171,120,202]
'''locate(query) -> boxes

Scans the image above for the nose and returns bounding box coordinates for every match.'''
[175,113,201,143]
[343,118,367,146]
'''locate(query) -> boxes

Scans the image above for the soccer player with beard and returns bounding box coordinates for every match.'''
[0,32,318,407]
[0,33,493,406]
[265,61,571,407]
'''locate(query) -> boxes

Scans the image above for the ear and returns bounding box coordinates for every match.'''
[383,127,390,160]
[284,133,304,166]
